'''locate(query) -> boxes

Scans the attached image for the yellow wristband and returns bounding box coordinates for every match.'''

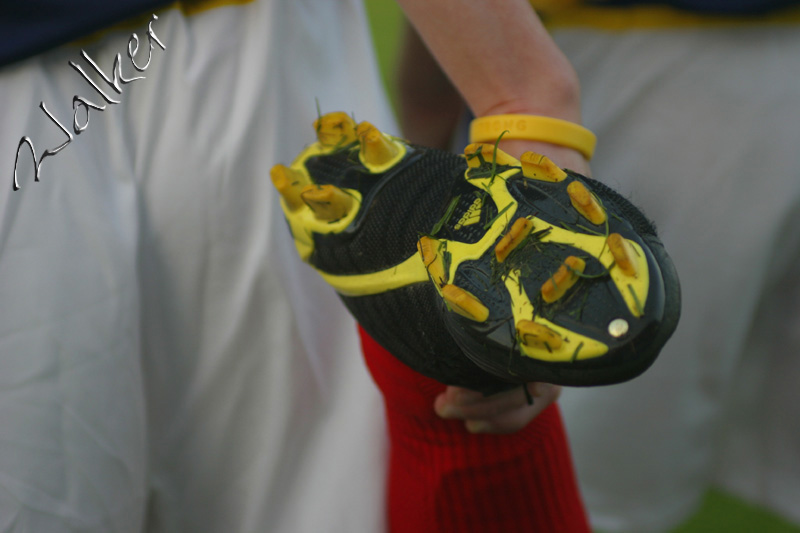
[469,114,596,160]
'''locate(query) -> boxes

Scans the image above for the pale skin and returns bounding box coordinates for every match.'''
[396,0,591,434]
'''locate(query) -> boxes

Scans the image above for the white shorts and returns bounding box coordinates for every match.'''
[552,21,800,532]
[0,2,394,531]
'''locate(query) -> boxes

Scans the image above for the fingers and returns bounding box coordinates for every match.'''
[464,405,545,435]
[434,382,561,435]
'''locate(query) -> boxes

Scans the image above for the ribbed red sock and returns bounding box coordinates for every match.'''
[359,325,590,533]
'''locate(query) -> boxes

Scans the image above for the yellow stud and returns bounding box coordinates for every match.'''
[520,152,567,182]
[494,217,534,263]
[516,320,563,351]
[417,236,447,287]
[356,121,400,167]
[608,233,639,277]
[567,181,606,225]
[270,164,309,211]
[541,256,586,303]
[300,184,353,221]
[441,284,490,322]
[463,143,519,169]
[313,111,357,146]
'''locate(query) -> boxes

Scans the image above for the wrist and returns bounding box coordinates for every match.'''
[469,111,594,175]
[471,114,595,161]
[472,60,582,124]
[467,66,591,173]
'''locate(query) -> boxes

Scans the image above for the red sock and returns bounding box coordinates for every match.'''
[359,326,590,533]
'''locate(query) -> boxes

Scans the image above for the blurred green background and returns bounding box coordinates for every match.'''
[363,1,800,532]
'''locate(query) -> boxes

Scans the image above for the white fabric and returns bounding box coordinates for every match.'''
[0,1,393,531]
[552,26,800,532]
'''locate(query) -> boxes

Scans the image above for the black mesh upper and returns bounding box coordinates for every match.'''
[306,146,469,275]
[342,285,516,393]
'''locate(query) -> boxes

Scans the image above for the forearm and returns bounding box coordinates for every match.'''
[396,0,588,172]
[397,0,580,120]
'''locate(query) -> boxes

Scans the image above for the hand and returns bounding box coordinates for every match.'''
[434,382,562,434]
